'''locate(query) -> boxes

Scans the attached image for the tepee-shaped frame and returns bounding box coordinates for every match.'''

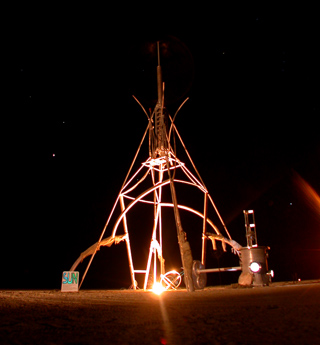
[70,42,241,291]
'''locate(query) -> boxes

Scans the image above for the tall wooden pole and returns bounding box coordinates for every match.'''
[166,158,194,292]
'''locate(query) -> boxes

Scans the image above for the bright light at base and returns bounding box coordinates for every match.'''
[249,262,261,273]
[152,282,165,295]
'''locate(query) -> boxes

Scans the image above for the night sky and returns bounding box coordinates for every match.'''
[4,6,319,289]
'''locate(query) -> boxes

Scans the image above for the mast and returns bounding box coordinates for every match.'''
[153,41,195,291]
[152,41,169,158]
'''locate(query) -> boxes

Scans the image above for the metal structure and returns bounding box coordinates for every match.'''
[70,41,243,291]
[238,210,273,286]
[243,210,258,247]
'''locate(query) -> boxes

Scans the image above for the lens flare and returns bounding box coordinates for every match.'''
[292,170,320,218]
[152,282,165,295]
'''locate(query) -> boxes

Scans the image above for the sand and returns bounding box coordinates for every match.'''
[0,281,319,345]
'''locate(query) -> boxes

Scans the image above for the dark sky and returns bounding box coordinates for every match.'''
[4,6,319,289]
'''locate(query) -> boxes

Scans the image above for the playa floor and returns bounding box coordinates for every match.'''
[1,281,319,344]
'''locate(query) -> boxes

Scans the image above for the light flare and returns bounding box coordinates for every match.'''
[152,282,165,295]
[292,171,320,218]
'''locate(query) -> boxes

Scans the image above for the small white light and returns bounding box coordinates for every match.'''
[249,262,261,273]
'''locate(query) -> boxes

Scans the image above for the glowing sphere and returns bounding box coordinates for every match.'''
[249,262,261,273]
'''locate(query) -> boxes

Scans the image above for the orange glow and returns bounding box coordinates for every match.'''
[152,282,165,295]
[292,171,320,217]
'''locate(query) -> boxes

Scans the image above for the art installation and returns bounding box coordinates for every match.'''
[67,40,272,292]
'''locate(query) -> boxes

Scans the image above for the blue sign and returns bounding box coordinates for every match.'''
[61,271,79,292]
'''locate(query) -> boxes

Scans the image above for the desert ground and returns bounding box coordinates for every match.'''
[0,281,319,345]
